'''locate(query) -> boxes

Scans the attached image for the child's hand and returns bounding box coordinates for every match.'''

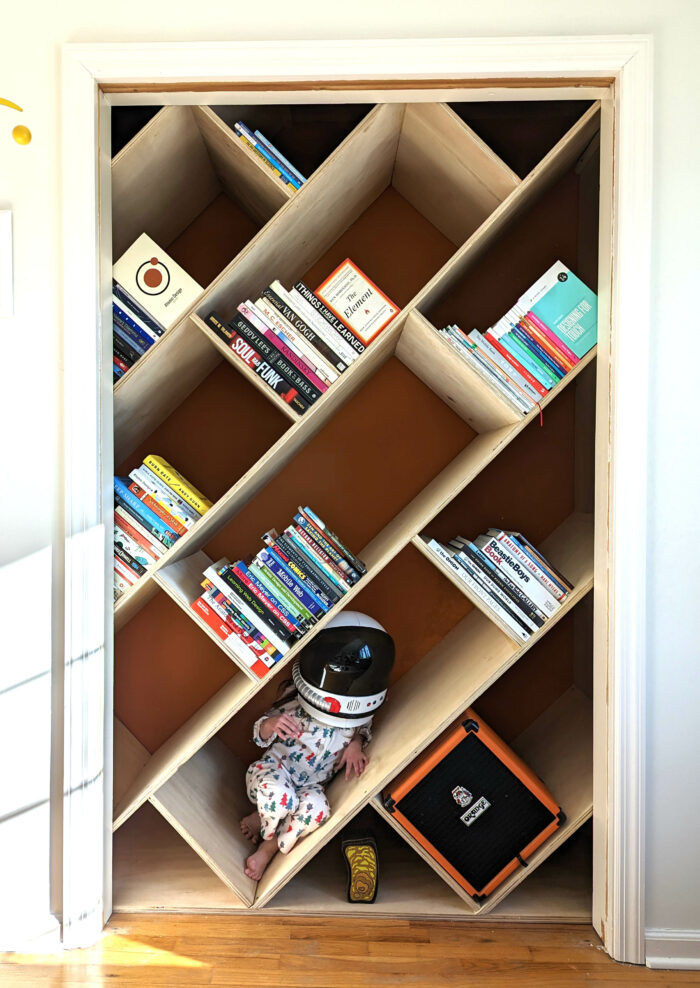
[339,738,369,780]
[262,712,301,741]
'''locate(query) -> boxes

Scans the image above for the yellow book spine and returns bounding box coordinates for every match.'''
[144,455,213,515]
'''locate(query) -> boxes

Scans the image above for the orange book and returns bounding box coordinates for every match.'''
[521,316,574,372]
[128,481,188,536]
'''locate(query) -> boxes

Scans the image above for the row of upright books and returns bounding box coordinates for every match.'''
[206,258,399,415]
[233,120,307,192]
[113,455,212,600]
[191,506,366,679]
[421,527,572,643]
[438,260,597,415]
[112,233,204,383]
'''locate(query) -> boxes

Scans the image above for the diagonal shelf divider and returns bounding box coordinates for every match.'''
[370,683,592,915]
[251,513,593,906]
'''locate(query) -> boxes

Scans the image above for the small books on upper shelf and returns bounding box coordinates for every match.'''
[420,527,573,643]
[233,121,307,192]
[437,261,597,416]
[206,259,400,415]
[113,455,212,601]
[112,233,203,384]
[190,506,366,678]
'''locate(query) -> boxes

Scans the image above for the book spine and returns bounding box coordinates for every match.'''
[249,559,316,625]
[112,333,137,367]
[253,129,306,184]
[261,286,349,373]
[112,291,164,339]
[424,539,529,641]
[206,565,291,654]
[452,329,535,410]
[499,330,559,389]
[114,542,148,578]
[232,562,305,638]
[520,314,575,372]
[219,564,297,643]
[474,536,560,615]
[113,279,165,335]
[113,301,159,347]
[511,324,566,379]
[233,131,297,190]
[294,281,366,357]
[452,540,546,626]
[452,550,540,632]
[258,548,326,616]
[131,465,200,528]
[114,554,139,586]
[113,311,153,354]
[484,331,549,397]
[113,354,129,374]
[525,310,580,366]
[507,536,570,596]
[253,298,338,384]
[233,122,301,189]
[508,532,574,591]
[300,505,367,575]
[441,330,529,414]
[265,536,338,609]
[142,455,213,515]
[490,530,568,600]
[467,330,544,404]
[113,525,154,570]
[236,561,309,631]
[238,302,329,393]
[290,523,356,588]
[127,481,188,537]
[195,595,271,677]
[114,506,165,557]
[113,569,132,597]
[230,313,322,404]
[293,514,361,583]
[113,324,145,361]
[113,478,179,545]
[280,529,348,596]
[204,585,279,662]
[205,312,309,415]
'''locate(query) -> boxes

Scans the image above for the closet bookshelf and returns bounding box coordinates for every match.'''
[111,96,602,920]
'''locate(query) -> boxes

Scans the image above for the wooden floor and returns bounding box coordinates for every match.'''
[2,916,700,986]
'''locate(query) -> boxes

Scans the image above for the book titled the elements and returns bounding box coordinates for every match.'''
[315,258,399,346]
[113,233,203,330]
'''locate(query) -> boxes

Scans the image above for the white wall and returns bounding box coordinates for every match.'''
[1,0,698,959]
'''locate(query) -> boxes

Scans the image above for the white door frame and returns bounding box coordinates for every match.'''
[59,37,653,960]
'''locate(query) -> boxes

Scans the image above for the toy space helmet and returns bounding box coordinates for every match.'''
[292,611,395,728]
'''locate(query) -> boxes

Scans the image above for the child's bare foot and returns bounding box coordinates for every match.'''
[244,836,279,880]
[240,811,262,843]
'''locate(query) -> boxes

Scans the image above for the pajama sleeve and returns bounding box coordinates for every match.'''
[252,706,282,747]
[356,720,372,748]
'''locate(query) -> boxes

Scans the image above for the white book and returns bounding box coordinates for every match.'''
[200,590,271,669]
[467,330,543,405]
[114,555,139,586]
[441,329,530,415]
[113,233,203,331]
[280,283,359,368]
[253,298,338,384]
[486,529,568,602]
[204,561,290,656]
[113,525,155,570]
[446,546,540,633]
[422,537,529,642]
[473,536,561,615]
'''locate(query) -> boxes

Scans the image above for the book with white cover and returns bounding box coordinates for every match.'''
[113,233,203,331]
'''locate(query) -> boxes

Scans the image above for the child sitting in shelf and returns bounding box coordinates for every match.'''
[240,611,395,881]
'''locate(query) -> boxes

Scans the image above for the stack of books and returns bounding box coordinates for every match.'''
[421,527,573,643]
[233,121,306,191]
[438,260,598,416]
[112,233,203,384]
[206,258,399,415]
[113,455,212,601]
[190,506,366,678]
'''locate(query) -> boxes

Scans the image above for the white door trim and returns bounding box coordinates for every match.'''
[59,36,653,961]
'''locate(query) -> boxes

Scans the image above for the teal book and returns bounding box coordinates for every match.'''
[527,261,597,360]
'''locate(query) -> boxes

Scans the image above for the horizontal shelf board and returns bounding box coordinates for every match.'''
[191,313,300,422]
[150,738,256,907]
[111,801,590,920]
[253,514,592,906]
[396,310,522,434]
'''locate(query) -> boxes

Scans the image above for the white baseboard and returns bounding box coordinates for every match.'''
[646,929,700,970]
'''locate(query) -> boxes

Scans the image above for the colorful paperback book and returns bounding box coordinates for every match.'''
[114,506,165,558]
[521,261,597,360]
[113,233,203,331]
[487,529,569,600]
[275,531,345,602]
[114,477,179,546]
[205,562,291,655]
[142,455,212,515]
[234,122,301,189]
[113,525,154,570]
[315,259,399,347]
[258,547,326,616]
[292,282,363,362]
[474,535,560,615]
[113,280,165,336]
[262,285,349,373]
[252,298,337,385]
[249,559,316,625]
[130,465,200,528]
[238,302,329,393]
[300,506,367,576]
[253,129,306,184]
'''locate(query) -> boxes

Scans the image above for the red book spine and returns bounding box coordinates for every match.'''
[191,596,233,641]
[484,331,549,398]
[113,511,160,562]
[113,355,129,373]
[128,482,188,536]
[520,316,574,372]
[526,310,580,365]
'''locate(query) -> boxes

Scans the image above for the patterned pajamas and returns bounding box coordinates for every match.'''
[246,697,371,854]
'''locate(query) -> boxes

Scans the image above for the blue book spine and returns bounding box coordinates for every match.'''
[236,561,306,631]
[113,478,179,544]
[113,317,148,357]
[285,528,347,594]
[259,548,326,615]
[500,332,557,389]
[113,304,155,351]
[112,360,125,380]
[113,300,159,345]
[112,280,165,336]
[511,324,565,379]
[248,561,313,623]
[253,129,306,184]
[234,122,302,189]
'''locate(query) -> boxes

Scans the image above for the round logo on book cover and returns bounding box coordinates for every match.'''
[557,271,568,282]
[136,256,171,295]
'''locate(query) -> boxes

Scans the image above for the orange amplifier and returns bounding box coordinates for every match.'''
[383,709,563,901]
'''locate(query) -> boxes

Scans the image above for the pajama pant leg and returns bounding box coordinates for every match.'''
[277,784,330,854]
[245,761,299,842]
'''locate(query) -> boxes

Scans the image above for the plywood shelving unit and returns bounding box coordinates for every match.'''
[110,96,602,919]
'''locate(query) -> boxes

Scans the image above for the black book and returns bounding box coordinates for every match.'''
[230,313,322,404]
[455,555,534,636]
[453,540,545,627]
[113,333,141,366]
[114,543,147,578]
[113,280,165,336]
[276,532,343,603]
[217,567,296,644]
[261,286,348,374]
[294,281,366,356]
